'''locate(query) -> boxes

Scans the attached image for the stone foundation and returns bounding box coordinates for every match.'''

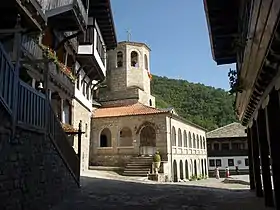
[90,154,133,167]
[0,106,78,210]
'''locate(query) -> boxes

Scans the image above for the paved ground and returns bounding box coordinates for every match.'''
[51,171,273,210]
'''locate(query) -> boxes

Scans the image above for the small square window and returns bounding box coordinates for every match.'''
[209,159,215,167]
[245,158,249,166]
[216,159,222,167]
[228,159,234,166]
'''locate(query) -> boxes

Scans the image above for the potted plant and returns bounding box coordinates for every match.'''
[153,151,161,174]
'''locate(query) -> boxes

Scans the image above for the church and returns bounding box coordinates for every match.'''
[89,41,208,182]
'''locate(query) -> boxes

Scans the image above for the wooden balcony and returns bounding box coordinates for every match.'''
[0,0,46,31]
[43,0,87,32]
[77,25,106,81]
[21,35,75,96]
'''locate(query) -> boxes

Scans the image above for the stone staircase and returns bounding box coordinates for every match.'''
[123,156,153,177]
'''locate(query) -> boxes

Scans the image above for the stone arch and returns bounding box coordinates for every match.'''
[188,131,192,148]
[144,54,148,70]
[100,128,112,147]
[136,121,158,134]
[173,160,178,182]
[190,159,193,176]
[117,51,123,67]
[194,159,198,177]
[203,137,206,149]
[192,133,196,148]
[179,160,184,180]
[119,127,133,146]
[185,159,189,179]
[204,159,208,176]
[140,125,156,147]
[201,159,204,176]
[171,126,176,146]
[131,51,139,67]
[183,130,187,148]
[178,128,182,147]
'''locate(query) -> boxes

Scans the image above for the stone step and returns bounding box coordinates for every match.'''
[124,167,151,171]
[123,171,149,176]
[126,163,152,167]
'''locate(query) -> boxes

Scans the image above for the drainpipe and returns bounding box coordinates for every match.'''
[169,113,173,181]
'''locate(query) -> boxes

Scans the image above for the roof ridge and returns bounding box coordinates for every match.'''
[136,102,168,112]
[207,122,239,134]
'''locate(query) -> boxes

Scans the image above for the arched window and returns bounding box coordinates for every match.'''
[119,127,133,146]
[131,51,139,67]
[117,51,123,67]
[183,130,187,148]
[196,134,199,149]
[193,133,196,148]
[188,132,192,148]
[200,136,203,149]
[178,128,182,147]
[149,99,152,106]
[144,54,148,70]
[171,126,176,146]
[100,128,112,147]
[203,137,206,149]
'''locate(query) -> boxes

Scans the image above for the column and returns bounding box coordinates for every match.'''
[257,108,274,207]
[251,122,263,197]
[247,128,255,190]
[266,88,280,209]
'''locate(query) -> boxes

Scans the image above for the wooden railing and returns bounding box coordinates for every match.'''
[48,103,80,182]
[43,0,87,26]
[0,41,80,185]
[17,81,46,129]
[22,35,75,90]
[0,43,16,114]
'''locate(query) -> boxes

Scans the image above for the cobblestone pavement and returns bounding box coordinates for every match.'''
[50,171,273,210]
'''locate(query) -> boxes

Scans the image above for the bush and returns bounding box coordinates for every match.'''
[153,151,161,162]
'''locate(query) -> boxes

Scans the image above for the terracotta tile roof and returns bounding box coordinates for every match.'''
[206,122,247,138]
[93,103,169,118]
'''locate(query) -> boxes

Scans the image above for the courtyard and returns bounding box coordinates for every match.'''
[51,171,271,210]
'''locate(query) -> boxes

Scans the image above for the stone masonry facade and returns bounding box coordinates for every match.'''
[90,113,168,167]
[0,106,78,210]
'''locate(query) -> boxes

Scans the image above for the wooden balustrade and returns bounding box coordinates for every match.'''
[17,81,46,129]
[48,102,80,182]
[0,43,15,114]
[0,40,80,185]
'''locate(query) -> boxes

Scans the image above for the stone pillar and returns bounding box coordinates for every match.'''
[256,108,274,207]
[266,89,280,209]
[247,127,255,190]
[251,122,263,197]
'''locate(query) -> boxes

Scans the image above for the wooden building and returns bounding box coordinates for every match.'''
[204,0,280,208]
[207,123,248,177]
[0,0,116,207]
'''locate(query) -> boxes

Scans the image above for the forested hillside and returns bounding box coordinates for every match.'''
[151,75,237,131]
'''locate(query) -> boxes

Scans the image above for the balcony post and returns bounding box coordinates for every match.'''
[266,88,280,209]
[11,15,22,141]
[257,108,274,207]
[251,121,263,197]
[246,128,254,188]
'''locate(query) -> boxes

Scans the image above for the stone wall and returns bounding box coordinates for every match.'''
[0,106,78,210]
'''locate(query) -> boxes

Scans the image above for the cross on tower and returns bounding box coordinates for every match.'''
[126,29,132,42]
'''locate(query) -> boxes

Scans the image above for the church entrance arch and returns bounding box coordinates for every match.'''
[139,125,156,156]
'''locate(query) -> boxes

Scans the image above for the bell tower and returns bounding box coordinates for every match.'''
[100,41,155,107]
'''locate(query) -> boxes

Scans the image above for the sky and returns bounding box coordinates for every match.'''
[110,0,235,90]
